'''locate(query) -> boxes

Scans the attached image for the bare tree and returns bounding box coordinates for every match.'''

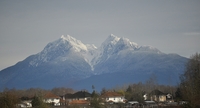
[145,73,158,93]
[0,90,19,108]
[180,53,200,107]
[51,87,74,96]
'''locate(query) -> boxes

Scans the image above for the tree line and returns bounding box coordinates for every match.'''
[0,87,74,108]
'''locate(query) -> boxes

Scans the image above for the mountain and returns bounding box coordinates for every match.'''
[0,34,188,91]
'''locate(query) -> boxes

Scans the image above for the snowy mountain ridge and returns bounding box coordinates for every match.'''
[30,34,161,71]
[0,34,188,90]
[30,34,162,70]
[29,35,97,69]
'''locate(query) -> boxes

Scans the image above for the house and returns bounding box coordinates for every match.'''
[143,93,148,100]
[17,100,32,108]
[65,90,91,101]
[17,96,33,108]
[43,92,60,106]
[69,100,90,106]
[101,91,126,103]
[149,90,167,102]
[60,96,67,106]
[64,90,91,106]
[166,93,174,102]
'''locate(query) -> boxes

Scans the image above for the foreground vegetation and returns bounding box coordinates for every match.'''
[0,82,180,108]
[179,53,200,107]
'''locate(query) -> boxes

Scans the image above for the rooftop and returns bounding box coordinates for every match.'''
[43,92,60,99]
[69,100,90,105]
[65,91,91,99]
[149,90,166,96]
[101,91,124,97]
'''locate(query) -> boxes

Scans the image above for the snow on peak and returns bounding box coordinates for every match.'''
[138,45,161,53]
[102,34,138,48]
[117,37,138,48]
[60,35,87,51]
[101,34,120,47]
[101,34,139,53]
[108,34,119,41]
[86,44,97,50]
[99,34,119,54]
[60,35,99,71]
[110,34,116,37]
[61,35,77,42]
[30,35,90,65]
[30,34,162,70]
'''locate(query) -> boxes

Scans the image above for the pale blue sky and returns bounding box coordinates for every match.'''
[0,0,200,70]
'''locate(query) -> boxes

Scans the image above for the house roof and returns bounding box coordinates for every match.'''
[101,91,123,97]
[43,92,60,99]
[65,93,74,98]
[65,91,91,99]
[149,90,166,96]
[69,100,90,105]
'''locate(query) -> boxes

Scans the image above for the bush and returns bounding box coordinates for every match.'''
[32,96,49,108]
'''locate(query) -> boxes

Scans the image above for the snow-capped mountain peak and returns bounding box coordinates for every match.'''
[138,45,162,53]
[100,34,119,53]
[30,34,161,69]
[60,35,87,51]
[101,34,120,47]
[116,37,138,49]
[0,34,188,91]
[29,35,91,67]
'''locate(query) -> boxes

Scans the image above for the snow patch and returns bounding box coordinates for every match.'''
[29,34,162,71]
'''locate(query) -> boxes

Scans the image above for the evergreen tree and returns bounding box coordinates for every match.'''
[32,96,48,108]
[90,90,103,108]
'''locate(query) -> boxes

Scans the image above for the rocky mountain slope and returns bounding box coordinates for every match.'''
[0,34,188,91]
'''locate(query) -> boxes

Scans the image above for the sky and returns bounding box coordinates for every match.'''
[0,0,200,70]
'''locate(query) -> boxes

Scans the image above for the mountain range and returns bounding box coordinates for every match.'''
[0,34,188,91]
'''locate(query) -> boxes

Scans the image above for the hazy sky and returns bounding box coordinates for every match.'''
[0,0,200,70]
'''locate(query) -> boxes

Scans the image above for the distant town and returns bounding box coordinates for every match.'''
[0,83,187,108]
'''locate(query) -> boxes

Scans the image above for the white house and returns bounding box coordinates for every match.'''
[43,92,60,106]
[143,93,148,100]
[18,100,32,108]
[101,91,126,103]
[149,90,167,102]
